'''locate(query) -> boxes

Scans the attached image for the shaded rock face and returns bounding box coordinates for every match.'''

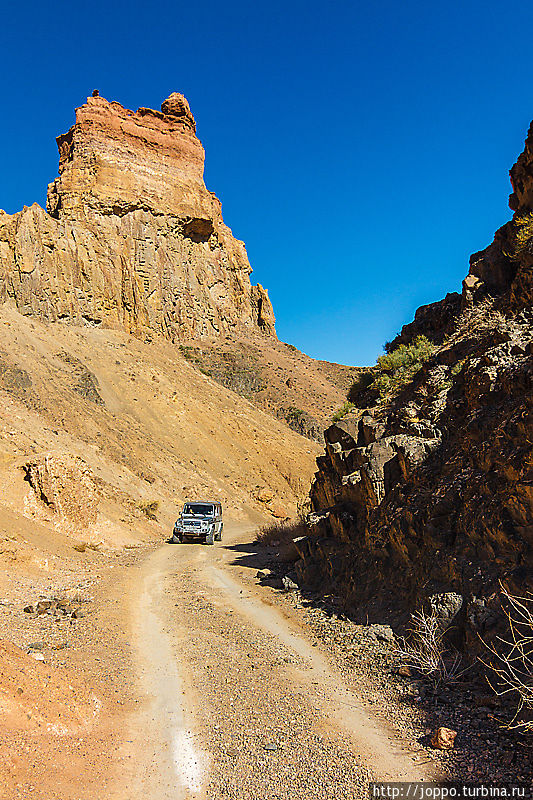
[465,120,533,308]
[0,93,275,340]
[298,124,533,653]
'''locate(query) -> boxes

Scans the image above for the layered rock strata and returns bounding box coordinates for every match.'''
[0,92,275,339]
[298,122,533,653]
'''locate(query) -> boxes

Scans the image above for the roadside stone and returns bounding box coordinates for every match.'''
[363,624,395,643]
[282,576,299,592]
[426,593,463,633]
[23,605,34,614]
[28,651,45,662]
[256,570,272,579]
[430,727,457,750]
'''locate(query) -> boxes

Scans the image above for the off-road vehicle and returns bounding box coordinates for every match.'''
[172,501,223,545]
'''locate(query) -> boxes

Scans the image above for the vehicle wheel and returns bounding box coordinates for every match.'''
[216,524,223,541]
[172,531,183,543]
[206,530,215,546]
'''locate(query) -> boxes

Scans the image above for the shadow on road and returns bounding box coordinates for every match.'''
[223,538,352,620]
[222,539,533,787]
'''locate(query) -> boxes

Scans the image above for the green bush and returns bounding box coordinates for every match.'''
[372,335,435,398]
[332,401,355,422]
[347,335,436,403]
[504,212,533,262]
[179,345,203,365]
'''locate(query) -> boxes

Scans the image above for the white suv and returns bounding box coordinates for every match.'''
[172,501,223,545]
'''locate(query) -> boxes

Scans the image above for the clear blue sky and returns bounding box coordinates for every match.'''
[1,1,532,365]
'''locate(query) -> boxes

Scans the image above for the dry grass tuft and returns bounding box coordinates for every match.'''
[139,500,159,520]
[482,587,533,734]
[395,608,467,690]
[450,296,509,341]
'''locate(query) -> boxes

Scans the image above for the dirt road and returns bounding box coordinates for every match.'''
[107,521,434,799]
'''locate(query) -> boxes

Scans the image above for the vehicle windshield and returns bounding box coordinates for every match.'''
[183,503,215,516]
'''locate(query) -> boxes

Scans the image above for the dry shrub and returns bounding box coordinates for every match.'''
[450,296,514,342]
[255,518,308,562]
[482,587,533,733]
[139,500,159,520]
[395,608,466,689]
[73,541,100,553]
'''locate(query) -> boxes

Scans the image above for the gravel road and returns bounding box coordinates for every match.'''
[113,521,435,799]
[0,520,437,798]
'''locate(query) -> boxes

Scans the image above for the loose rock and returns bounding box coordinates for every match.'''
[430,727,457,750]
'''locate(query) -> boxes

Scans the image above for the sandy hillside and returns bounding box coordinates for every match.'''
[0,303,319,590]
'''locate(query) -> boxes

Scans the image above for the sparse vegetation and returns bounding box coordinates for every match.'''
[332,401,355,422]
[483,587,533,733]
[285,407,305,423]
[395,608,466,690]
[347,335,436,403]
[73,541,101,553]
[450,358,466,377]
[504,211,533,263]
[450,296,510,341]
[179,345,203,365]
[139,500,159,520]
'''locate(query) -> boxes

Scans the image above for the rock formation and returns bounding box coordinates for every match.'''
[0,91,357,443]
[297,121,533,655]
[23,454,99,527]
[0,93,275,340]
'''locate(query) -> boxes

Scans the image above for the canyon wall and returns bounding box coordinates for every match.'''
[0,92,275,340]
[297,122,533,652]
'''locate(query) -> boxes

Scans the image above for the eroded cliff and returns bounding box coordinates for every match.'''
[0,92,275,339]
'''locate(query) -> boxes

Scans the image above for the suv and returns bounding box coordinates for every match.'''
[172,501,223,545]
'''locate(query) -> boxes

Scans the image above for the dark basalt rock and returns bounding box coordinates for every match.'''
[300,124,533,653]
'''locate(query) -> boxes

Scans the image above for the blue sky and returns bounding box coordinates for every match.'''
[1,0,532,365]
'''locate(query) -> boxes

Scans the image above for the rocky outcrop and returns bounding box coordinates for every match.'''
[23,454,99,527]
[0,93,275,340]
[297,121,533,653]
[465,120,533,309]
[387,292,461,349]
